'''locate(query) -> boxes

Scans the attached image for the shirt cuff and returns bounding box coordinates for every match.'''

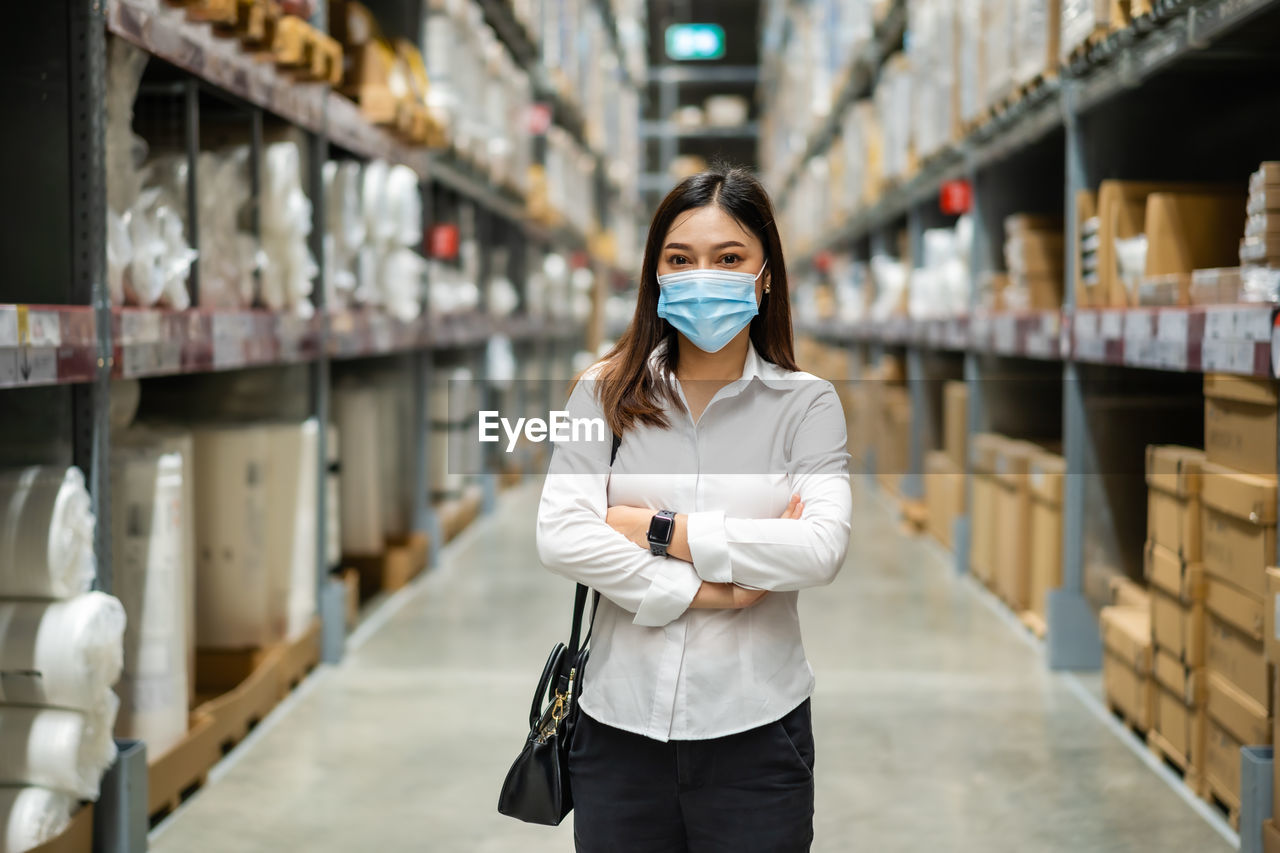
[686,510,732,584]
[633,560,703,628]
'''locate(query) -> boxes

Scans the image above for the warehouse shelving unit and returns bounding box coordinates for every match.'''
[2,2,640,849]
[789,0,1280,675]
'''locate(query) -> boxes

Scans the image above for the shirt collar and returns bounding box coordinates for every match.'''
[649,338,798,393]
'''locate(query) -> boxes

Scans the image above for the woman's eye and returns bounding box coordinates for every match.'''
[668,255,689,266]
[720,254,740,266]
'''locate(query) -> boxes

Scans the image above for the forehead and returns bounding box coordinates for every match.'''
[664,205,761,250]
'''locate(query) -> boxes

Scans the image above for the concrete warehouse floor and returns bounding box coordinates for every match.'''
[151,479,1233,852]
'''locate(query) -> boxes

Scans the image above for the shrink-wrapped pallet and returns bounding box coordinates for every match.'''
[262,421,319,642]
[430,368,474,502]
[0,697,119,800]
[109,446,189,756]
[334,385,384,556]
[982,0,1014,112]
[191,426,280,649]
[1013,0,1060,89]
[0,468,96,601]
[0,594,125,712]
[114,427,197,707]
[957,0,984,127]
[0,786,76,853]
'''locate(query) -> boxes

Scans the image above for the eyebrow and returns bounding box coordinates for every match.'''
[663,241,748,251]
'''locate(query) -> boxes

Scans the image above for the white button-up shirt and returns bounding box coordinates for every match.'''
[535,341,852,741]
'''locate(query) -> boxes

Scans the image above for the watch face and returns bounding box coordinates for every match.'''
[648,514,675,544]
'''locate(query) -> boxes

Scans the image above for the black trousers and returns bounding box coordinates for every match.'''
[568,699,815,853]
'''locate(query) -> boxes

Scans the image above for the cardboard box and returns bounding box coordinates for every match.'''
[1028,451,1065,622]
[924,451,965,550]
[994,440,1037,610]
[1207,603,1272,711]
[1155,647,1206,705]
[1206,715,1244,809]
[1104,648,1156,730]
[1144,541,1206,603]
[944,381,969,471]
[1268,567,1280,664]
[1110,576,1151,610]
[1151,588,1206,667]
[1203,374,1279,476]
[1147,488,1201,562]
[1202,463,1278,599]
[1101,605,1153,673]
[1144,191,1247,279]
[1155,685,1206,770]
[1145,445,1205,497]
[1208,670,1272,746]
[971,471,997,586]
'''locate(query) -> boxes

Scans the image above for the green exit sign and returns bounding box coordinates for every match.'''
[665,24,725,61]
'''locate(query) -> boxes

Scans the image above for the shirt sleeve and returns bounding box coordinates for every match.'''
[535,373,703,628]
[685,383,852,591]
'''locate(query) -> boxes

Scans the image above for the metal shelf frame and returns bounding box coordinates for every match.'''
[790,0,1280,678]
[0,5,605,850]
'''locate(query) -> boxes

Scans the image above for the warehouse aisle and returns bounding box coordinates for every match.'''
[151,479,1232,853]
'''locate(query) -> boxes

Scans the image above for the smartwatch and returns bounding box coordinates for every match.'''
[647,510,677,556]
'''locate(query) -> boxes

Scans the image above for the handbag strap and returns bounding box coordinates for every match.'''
[566,431,621,655]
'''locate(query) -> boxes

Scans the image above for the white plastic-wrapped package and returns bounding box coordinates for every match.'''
[0,786,76,853]
[0,696,119,800]
[109,447,189,757]
[983,0,1014,112]
[958,0,984,127]
[380,250,426,322]
[324,160,365,309]
[429,368,473,501]
[0,468,96,600]
[384,165,422,249]
[0,594,125,712]
[1012,0,1057,88]
[261,421,318,643]
[114,428,196,709]
[334,386,384,556]
[261,142,317,316]
[197,149,258,309]
[192,426,281,649]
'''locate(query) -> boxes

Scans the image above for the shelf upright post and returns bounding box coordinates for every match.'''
[902,206,928,501]
[415,174,441,568]
[308,126,343,665]
[65,2,147,849]
[1047,80,1102,670]
[956,161,986,576]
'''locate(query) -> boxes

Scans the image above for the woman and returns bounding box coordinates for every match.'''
[536,166,852,852]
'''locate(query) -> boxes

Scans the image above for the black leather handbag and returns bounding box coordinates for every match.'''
[496,582,599,825]
[497,433,617,825]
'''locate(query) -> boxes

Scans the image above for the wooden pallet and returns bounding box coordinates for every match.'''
[899,499,928,534]
[148,714,221,826]
[1146,729,1206,797]
[30,803,94,853]
[346,532,431,602]
[1108,702,1149,739]
[1204,778,1241,831]
[1019,610,1047,639]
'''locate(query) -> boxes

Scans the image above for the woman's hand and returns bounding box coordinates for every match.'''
[605,505,654,550]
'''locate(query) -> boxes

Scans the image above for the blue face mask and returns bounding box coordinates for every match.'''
[656,263,766,354]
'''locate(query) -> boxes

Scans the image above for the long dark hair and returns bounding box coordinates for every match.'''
[591,166,797,436]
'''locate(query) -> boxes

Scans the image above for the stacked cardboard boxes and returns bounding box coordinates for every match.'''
[1102,596,1156,733]
[1025,449,1065,637]
[970,433,1003,589]
[871,357,910,497]
[993,439,1038,612]
[1144,445,1207,792]
[923,381,970,550]
[1242,162,1280,269]
[1200,375,1279,815]
[1003,214,1064,311]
